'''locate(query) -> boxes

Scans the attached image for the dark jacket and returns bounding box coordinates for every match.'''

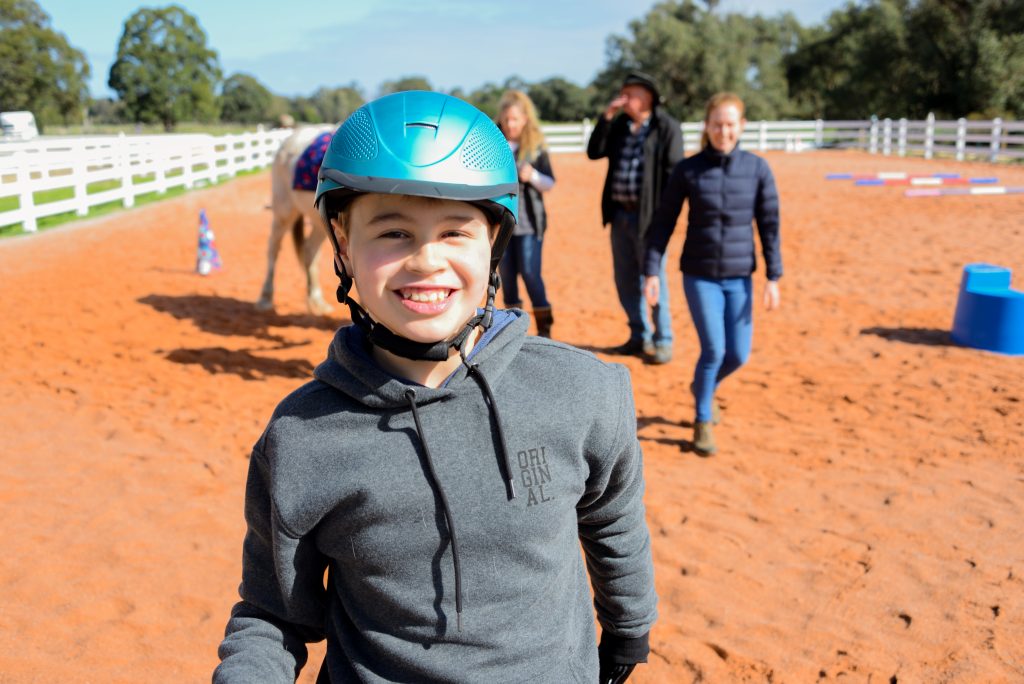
[214,311,657,683]
[519,148,554,240]
[586,109,684,239]
[644,145,782,281]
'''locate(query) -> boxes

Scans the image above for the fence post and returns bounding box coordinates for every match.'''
[955,117,967,161]
[582,118,593,151]
[250,131,261,170]
[882,118,892,155]
[897,118,907,157]
[204,136,217,185]
[815,119,824,147]
[924,113,935,159]
[868,116,878,154]
[758,120,767,151]
[989,117,1002,163]
[156,140,169,194]
[183,138,195,189]
[225,134,237,178]
[255,125,266,168]
[72,140,89,216]
[119,132,135,208]
[14,146,38,232]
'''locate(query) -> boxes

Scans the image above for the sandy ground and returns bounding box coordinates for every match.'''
[1,151,1022,683]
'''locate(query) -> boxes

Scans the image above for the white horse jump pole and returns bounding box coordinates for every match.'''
[906,186,1024,197]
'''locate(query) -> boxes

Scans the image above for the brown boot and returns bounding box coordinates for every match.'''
[533,307,554,338]
[690,382,721,425]
[693,421,717,456]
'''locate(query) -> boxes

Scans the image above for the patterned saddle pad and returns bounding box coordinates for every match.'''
[292,131,333,191]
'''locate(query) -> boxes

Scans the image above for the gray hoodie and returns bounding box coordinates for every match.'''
[214,311,657,682]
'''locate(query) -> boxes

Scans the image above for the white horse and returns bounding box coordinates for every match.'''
[256,124,336,315]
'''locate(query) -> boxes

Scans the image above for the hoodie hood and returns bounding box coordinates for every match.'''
[313,309,528,410]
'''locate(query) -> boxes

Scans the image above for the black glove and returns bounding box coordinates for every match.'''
[597,630,648,684]
[599,661,636,684]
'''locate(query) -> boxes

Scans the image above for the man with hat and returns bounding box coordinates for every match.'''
[587,71,683,364]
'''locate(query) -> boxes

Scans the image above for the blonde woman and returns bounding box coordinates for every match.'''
[496,90,557,337]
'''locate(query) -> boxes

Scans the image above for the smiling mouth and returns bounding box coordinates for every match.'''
[399,288,452,303]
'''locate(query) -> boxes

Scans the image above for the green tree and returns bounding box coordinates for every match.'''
[310,84,364,124]
[0,0,90,127]
[527,77,596,122]
[785,0,1024,119]
[379,75,433,96]
[464,82,503,119]
[786,1,912,118]
[108,5,221,130]
[903,0,1024,118]
[219,72,272,123]
[266,94,293,125]
[593,0,800,121]
[87,97,126,125]
[289,96,322,123]
[464,77,529,120]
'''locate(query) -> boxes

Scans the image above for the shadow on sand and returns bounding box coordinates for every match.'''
[164,346,316,380]
[637,414,708,455]
[139,293,347,380]
[139,293,344,343]
[859,326,954,347]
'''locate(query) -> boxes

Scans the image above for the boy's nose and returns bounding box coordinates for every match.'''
[407,241,444,273]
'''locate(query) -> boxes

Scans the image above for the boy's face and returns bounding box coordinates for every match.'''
[334,194,493,344]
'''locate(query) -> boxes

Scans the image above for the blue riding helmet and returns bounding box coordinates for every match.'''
[313,91,520,361]
[315,91,518,252]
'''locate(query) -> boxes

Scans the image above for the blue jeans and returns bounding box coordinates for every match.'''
[610,208,672,346]
[499,234,550,309]
[683,274,753,423]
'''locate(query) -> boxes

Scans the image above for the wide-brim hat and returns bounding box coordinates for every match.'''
[621,71,662,104]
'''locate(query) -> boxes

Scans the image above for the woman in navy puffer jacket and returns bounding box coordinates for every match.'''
[643,92,782,456]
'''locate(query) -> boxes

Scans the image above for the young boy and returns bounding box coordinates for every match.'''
[214,91,656,684]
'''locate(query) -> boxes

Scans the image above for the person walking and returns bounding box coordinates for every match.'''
[643,92,782,456]
[587,71,683,364]
[496,89,557,338]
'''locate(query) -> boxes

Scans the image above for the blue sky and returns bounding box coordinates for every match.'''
[40,0,847,99]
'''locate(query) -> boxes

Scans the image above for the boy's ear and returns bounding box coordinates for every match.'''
[331,218,353,276]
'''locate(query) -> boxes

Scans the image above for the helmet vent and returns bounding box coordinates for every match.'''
[461,124,514,171]
[333,108,378,160]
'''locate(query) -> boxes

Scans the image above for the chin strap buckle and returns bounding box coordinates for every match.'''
[481,271,500,329]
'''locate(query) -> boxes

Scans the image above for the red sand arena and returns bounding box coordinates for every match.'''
[2,151,1023,683]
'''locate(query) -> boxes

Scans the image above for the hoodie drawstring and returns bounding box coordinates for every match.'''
[404,388,465,631]
[401,352,517,632]
[465,363,517,501]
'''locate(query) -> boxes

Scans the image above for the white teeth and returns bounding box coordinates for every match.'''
[403,289,449,303]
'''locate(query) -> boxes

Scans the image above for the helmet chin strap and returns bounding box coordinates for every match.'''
[334,258,500,362]
[322,203,512,363]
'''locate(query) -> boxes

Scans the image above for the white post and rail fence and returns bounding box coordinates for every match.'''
[3,116,1023,233]
[544,114,1024,159]
[0,126,292,233]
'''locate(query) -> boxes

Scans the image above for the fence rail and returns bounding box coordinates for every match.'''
[541,114,1024,161]
[4,114,1021,233]
[0,126,292,232]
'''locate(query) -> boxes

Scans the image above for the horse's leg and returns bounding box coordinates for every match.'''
[255,209,294,311]
[302,210,332,315]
